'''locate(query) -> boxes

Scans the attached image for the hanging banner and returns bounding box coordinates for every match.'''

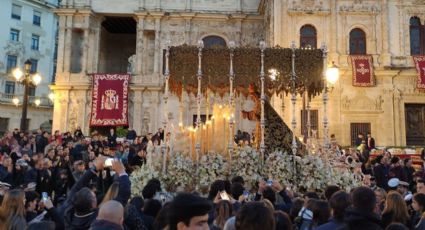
[413,56,425,89]
[90,74,130,126]
[349,55,375,87]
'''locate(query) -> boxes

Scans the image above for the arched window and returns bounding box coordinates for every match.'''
[349,28,366,55]
[300,25,317,49]
[202,35,226,48]
[410,17,425,55]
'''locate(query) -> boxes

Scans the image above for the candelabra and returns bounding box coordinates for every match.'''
[259,41,266,163]
[228,41,236,163]
[195,40,204,171]
[162,40,171,175]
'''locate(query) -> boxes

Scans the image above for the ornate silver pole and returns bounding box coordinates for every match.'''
[290,41,298,185]
[290,41,297,156]
[321,43,329,150]
[228,41,236,163]
[259,41,266,163]
[196,40,204,170]
[162,40,171,175]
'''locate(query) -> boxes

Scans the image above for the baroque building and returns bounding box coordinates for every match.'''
[0,0,58,133]
[52,0,425,147]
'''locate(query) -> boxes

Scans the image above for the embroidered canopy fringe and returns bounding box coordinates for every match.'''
[168,45,324,100]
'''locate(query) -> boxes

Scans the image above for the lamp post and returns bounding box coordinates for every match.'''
[12,59,42,131]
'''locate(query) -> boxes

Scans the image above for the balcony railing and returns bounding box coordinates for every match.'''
[0,92,53,108]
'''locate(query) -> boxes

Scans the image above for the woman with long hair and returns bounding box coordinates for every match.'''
[374,187,387,215]
[412,193,425,229]
[381,191,411,228]
[100,182,119,206]
[0,189,27,230]
[212,200,233,230]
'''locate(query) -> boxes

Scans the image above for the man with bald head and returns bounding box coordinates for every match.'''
[90,200,124,230]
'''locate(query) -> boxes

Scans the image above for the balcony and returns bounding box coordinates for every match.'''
[0,92,53,108]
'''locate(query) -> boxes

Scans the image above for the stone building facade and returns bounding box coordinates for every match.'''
[52,0,425,147]
[0,0,58,133]
[51,0,264,136]
[263,0,425,147]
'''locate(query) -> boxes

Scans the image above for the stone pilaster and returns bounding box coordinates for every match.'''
[153,17,161,74]
[135,13,146,75]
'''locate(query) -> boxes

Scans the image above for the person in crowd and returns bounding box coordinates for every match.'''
[315,191,351,230]
[274,211,293,230]
[375,187,387,215]
[212,200,233,230]
[100,181,119,206]
[417,179,425,194]
[0,189,27,230]
[126,127,137,144]
[324,185,340,201]
[143,198,162,218]
[235,201,275,230]
[168,193,212,230]
[72,160,86,181]
[107,128,118,148]
[355,133,364,147]
[74,126,84,140]
[25,191,39,222]
[381,191,411,229]
[59,156,130,229]
[366,132,375,150]
[90,200,124,230]
[341,186,382,229]
[389,157,407,182]
[411,193,425,227]
[374,155,390,190]
[404,158,416,187]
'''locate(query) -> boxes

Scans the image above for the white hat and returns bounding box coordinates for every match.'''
[388,178,399,188]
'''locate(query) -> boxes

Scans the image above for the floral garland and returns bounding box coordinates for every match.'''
[130,149,363,194]
[163,154,195,190]
[263,151,296,186]
[198,153,228,187]
[230,146,262,189]
[129,164,163,196]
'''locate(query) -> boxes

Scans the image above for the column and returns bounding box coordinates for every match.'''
[329,0,338,61]
[64,15,73,75]
[138,0,145,10]
[81,28,89,74]
[155,0,161,11]
[56,15,67,74]
[153,18,161,74]
[136,15,146,75]
[380,0,391,66]
[133,90,143,133]
[185,18,191,44]
[185,0,192,11]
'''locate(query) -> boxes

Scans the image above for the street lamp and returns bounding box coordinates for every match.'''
[13,59,42,131]
[326,61,339,85]
[48,92,55,102]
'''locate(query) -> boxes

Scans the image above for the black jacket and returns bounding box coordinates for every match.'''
[90,220,124,230]
[58,169,131,230]
[338,208,382,230]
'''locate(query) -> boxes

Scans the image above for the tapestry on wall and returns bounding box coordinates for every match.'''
[349,55,375,87]
[413,56,425,89]
[90,74,130,126]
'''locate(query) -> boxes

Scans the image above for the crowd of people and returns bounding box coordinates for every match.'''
[1,127,425,230]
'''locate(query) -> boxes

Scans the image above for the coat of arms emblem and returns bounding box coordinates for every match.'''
[101,89,119,110]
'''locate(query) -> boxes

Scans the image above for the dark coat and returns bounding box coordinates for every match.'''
[338,208,382,230]
[374,163,389,190]
[315,218,345,230]
[366,137,375,150]
[58,170,131,230]
[90,220,124,230]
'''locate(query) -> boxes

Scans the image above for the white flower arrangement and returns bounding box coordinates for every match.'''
[264,151,296,186]
[164,154,195,190]
[230,146,262,189]
[198,152,228,187]
[130,164,163,196]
